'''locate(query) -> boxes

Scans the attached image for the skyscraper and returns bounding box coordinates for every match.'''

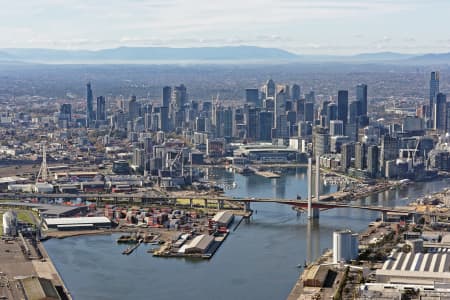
[247,108,260,140]
[86,82,94,127]
[259,111,273,141]
[96,96,106,121]
[430,71,440,119]
[161,87,171,132]
[356,84,368,116]
[274,90,288,138]
[337,90,349,125]
[349,101,361,124]
[367,145,379,178]
[128,96,140,121]
[162,86,171,108]
[264,79,276,99]
[291,84,301,101]
[434,93,447,132]
[245,89,260,107]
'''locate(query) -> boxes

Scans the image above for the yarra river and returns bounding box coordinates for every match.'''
[44,167,450,300]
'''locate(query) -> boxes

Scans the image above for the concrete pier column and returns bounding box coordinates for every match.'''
[205,199,208,209]
[307,158,313,219]
[243,202,251,212]
[313,155,320,219]
[189,198,193,208]
[381,211,387,222]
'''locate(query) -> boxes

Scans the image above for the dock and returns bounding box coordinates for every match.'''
[122,240,142,255]
[255,170,280,178]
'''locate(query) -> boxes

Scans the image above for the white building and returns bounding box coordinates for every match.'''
[333,229,359,263]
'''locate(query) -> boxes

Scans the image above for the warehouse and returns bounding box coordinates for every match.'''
[376,248,450,285]
[44,216,111,230]
[183,234,214,254]
[211,211,234,228]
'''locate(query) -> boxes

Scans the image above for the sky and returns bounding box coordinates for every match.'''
[1,0,450,55]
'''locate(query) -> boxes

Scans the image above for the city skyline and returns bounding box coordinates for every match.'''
[2,0,450,55]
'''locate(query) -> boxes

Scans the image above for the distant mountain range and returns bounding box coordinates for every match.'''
[0,46,449,64]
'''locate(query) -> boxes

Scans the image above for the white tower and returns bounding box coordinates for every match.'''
[36,144,51,183]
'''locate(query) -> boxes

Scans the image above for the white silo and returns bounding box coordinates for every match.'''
[2,210,18,236]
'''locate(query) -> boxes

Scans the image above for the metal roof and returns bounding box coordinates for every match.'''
[45,216,111,226]
[382,249,450,273]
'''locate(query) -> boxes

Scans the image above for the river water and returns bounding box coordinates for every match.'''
[44,167,450,300]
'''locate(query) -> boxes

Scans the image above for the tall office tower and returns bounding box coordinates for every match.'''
[96,96,106,121]
[223,107,233,138]
[304,102,314,122]
[195,116,206,132]
[348,101,361,124]
[326,103,338,128]
[171,84,187,118]
[60,103,72,122]
[367,145,379,178]
[305,91,315,102]
[298,121,311,138]
[128,96,141,121]
[291,84,301,101]
[341,142,355,172]
[296,99,305,120]
[247,108,260,140]
[430,71,440,119]
[321,101,330,119]
[354,142,366,170]
[144,112,152,131]
[356,84,368,116]
[380,135,399,172]
[329,120,344,136]
[274,90,288,138]
[86,82,94,127]
[337,90,349,125]
[313,127,330,157]
[159,106,169,132]
[246,88,260,107]
[259,111,273,141]
[434,93,447,132]
[264,79,276,99]
[162,86,171,107]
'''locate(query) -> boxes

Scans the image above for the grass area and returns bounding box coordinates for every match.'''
[0,212,3,235]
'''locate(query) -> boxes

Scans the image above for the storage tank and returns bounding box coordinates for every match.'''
[2,210,18,236]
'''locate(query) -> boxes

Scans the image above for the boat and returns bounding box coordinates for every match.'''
[296,264,303,268]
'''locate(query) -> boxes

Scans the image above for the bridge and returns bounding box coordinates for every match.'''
[0,191,423,220]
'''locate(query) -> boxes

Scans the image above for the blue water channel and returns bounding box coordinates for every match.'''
[44,167,450,300]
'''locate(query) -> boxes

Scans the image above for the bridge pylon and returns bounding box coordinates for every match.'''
[307,157,320,219]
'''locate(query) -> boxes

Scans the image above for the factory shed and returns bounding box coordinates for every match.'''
[184,234,214,254]
[45,216,111,230]
[377,248,450,285]
[212,211,234,227]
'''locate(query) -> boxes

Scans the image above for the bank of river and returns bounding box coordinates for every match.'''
[44,168,450,300]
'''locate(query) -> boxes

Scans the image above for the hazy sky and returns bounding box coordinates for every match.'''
[1,0,450,55]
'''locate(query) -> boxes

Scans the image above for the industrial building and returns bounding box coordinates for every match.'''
[183,234,214,254]
[44,216,111,230]
[376,248,450,285]
[333,229,359,263]
[211,211,234,227]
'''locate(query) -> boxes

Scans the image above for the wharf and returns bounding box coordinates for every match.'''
[254,170,280,178]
